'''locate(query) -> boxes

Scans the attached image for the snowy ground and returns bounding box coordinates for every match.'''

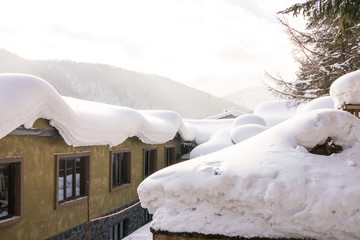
[123,223,152,240]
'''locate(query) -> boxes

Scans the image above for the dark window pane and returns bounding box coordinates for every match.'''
[122,219,129,238]
[59,159,65,171]
[109,227,114,240]
[113,153,120,186]
[114,223,119,240]
[58,155,89,204]
[0,164,10,219]
[112,152,130,188]
[120,154,128,184]
[144,150,156,177]
[66,168,73,198]
[75,158,81,196]
[166,148,175,166]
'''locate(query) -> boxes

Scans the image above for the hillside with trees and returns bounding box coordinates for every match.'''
[0,49,247,118]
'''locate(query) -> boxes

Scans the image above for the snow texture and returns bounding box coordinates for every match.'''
[330,70,360,109]
[254,100,297,127]
[206,110,245,119]
[123,223,152,240]
[138,109,360,239]
[186,114,268,158]
[0,74,195,146]
[297,96,335,114]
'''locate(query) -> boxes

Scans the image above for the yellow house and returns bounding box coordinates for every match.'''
[0,74,195,239]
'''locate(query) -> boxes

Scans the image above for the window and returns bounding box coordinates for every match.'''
[111,150,131,192]
[109,219,129,240]
[143,209,153,224]
[56,152,90,209]
[0,157,23,226]
[144,148,157,178]
[165,146,176,167]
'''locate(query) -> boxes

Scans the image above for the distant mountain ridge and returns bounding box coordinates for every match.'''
[224,86,276,112]
[0,49,249,118]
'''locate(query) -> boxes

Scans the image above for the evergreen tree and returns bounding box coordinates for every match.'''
[264,0,360,103]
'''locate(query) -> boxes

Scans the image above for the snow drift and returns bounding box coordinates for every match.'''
[138,109,360,239]
[330,70,360,109]
[0,74,195,146]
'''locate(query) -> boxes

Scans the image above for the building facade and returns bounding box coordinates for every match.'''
[0,118,181,240]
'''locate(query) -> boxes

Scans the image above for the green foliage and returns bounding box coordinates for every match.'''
[264,0,360,103]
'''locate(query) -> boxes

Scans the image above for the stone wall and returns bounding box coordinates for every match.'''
[47,200,151,240]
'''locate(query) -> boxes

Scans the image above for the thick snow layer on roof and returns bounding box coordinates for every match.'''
[254,100,297,127]
[206,110,245,119]
[183,119,234,145]
[330,70,360,108]
[138,109,360,239]
[187,114,268,158]
[0,74,195,146]
[231,124,267,144]
[190,128,233,158]
[233,114,266,127]
[297,96,334,114]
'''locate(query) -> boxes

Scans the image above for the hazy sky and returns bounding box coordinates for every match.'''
[0,0,303,97]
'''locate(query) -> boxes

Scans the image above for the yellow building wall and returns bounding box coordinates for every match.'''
[0,119,181,240]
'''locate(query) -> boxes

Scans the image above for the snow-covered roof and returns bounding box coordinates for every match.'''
[186,114,268,158]
[205,110,245,119]
[253,100,297,127]
[296,96,334,114]
[0,74,195,146]
[138,109,360,239]
[330,70,360,109]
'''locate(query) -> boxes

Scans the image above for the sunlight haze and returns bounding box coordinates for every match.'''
[0,0,302,96]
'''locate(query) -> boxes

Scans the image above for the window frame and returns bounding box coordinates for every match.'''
[110,149,131,192]
[0,156,23,227]
[109,218,130,240]
[143,147,157,178]
[164,146,176,167]
[55,152,91,210]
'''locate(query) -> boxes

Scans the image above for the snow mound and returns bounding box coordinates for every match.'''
[190,128,233,158]
[184,119,234,145]
[231,124,267,144]
[297,96,334,114]
[233,114,266,127]
[254,100,297,127]
[0,74,195,146]
[138,109,360,240]
[330,70,360,109]
[187,114,268,158]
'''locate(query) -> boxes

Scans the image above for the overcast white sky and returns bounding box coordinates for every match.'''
[0,0,304,97]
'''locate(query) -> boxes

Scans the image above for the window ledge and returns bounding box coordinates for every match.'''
[111,183,131,192]
[56,196,88,210]
[0,216,22,227]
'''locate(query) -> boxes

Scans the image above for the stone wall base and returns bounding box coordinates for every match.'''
[47,200,151,240]
[151,229,314,240]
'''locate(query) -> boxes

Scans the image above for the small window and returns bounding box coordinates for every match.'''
[165,146,176,167]
[109,218,129,240]
[144,148,157,178]
[111,150,131,192]
[56,152,90,209]
[0,157,23,226]
[143,209,153,224]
